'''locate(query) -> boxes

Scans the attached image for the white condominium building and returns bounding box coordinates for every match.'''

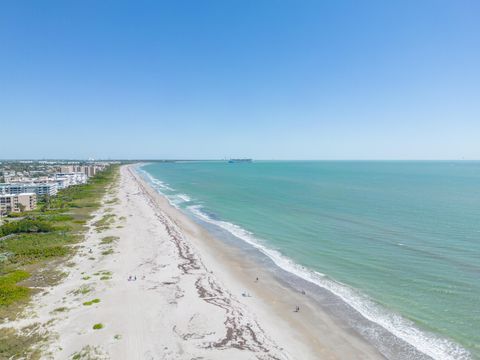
[54,173,88,189]
[0,183,58,197]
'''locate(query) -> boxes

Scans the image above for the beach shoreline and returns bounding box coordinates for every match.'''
[2,164,388,359]
[137,161,477,360]
[130,165,387,359]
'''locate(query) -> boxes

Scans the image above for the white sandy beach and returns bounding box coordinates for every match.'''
[2,165,384,359]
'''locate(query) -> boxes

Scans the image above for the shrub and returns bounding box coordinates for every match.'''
[101,249,113,256]
[100,236,119,245]
[0,220,54,237]
[72,285,92,296]
[53,307,68,312]
[92,323,103,330]
[6,212,27,218]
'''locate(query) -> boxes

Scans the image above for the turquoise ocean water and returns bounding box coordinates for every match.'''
[140,161,480,359]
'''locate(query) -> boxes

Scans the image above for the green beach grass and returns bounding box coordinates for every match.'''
[100,236,119,245]
[83,298,100,306]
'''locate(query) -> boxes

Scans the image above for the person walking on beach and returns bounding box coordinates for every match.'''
[294,305,300,312]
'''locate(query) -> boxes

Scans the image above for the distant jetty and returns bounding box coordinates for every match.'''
[228,158,253,163]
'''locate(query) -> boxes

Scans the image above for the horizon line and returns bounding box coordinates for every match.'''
[1,159,480,162]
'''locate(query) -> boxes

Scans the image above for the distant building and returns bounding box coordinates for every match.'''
[0,193,37,214]
[60,165,100,178]
[0,183,57,197]
[54,173,87,188]
[87,166,97,177]
[60,165,74,173]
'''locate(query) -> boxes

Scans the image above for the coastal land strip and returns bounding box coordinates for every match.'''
[1,165,385,359]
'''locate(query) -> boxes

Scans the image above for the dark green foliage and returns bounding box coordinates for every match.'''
[6,212,27,218]
[0,220,54,237]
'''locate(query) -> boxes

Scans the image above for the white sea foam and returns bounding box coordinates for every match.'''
[187,204,471,360]
[177,194,191,202]
[152,179,174,191]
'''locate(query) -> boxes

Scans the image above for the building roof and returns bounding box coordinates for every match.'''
[0,182,55,187]
[0,192,36,197]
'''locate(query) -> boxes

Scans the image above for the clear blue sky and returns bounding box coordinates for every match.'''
[1,0,479,160]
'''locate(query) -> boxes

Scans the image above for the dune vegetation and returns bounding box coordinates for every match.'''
[0,165,119,357]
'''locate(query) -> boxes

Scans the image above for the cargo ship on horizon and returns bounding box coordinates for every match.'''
[228,158,253,163]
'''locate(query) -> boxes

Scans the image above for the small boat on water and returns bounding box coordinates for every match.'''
[228,158,253,163]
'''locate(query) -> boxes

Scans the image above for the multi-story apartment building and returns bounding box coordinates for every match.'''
[0,193,37,214]
[60,165,76,173]
[59,164,109,178]
[60,165,98,177]
[0,183,58,197]
[54,173,87,188]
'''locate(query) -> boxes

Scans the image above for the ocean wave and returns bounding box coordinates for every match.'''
[139,169,174,191]
[187,204,471,360]
[164,194,193,209]
[139,169,193,210]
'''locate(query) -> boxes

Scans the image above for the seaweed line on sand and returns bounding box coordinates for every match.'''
[131,169,285,359]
